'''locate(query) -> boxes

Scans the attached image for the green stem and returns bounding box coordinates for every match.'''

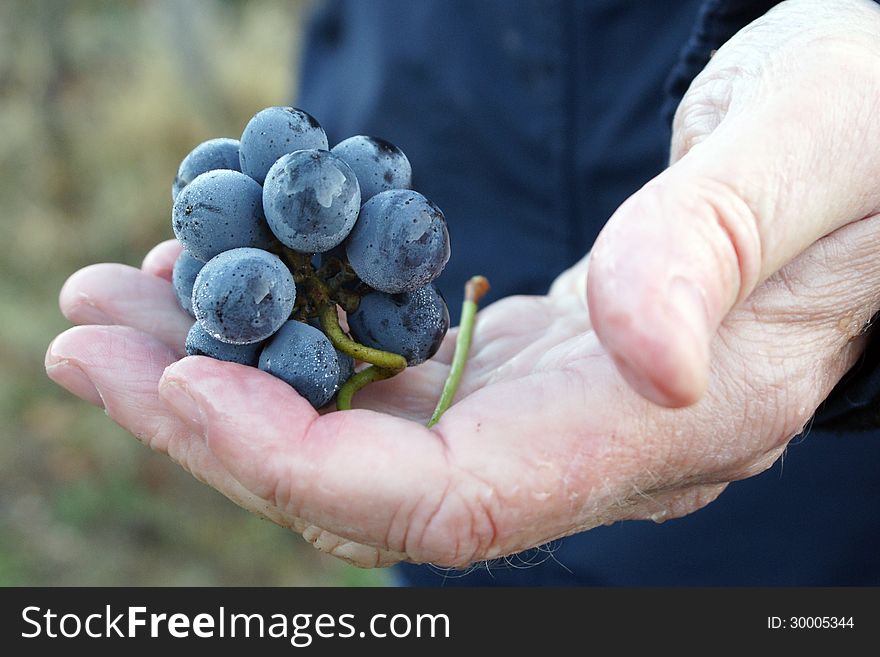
[336,365,398,411]
[318,303,407,371]
[275,246,408,409]
[427,276,490,428]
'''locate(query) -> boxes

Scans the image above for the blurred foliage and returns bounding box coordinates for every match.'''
[0,0,388,586]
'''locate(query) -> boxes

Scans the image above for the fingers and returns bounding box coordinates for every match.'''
[300,527,406,567]
[142,239,183,280]
[45,325,243,498]
[44,325,405,567]
[159,356,463,563]
[548,251,590,305]
[588,36,880,407]
[45,334,106,408]
[46,325,188,443]
[60,263,192,353]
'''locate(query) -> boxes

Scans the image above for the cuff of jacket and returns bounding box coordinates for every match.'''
[812,316,880,431]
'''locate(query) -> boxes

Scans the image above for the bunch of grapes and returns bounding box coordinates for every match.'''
[170,106,454,410]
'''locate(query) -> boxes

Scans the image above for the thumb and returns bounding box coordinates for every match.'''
[587,13,880,407]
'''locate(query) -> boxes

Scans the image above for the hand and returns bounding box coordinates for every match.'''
[45,0,880,568]
[589,0,880,406]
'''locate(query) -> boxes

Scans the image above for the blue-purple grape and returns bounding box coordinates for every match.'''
[185,322,262,366]
[336,349,355,386]
[347,284,449,366]
[345,190,450,293]
[331,135,412,202]
[309,316,355,388]
[171,249,204,317]
[239,107,329,185]
[259,320,340,408]
[172,170,275,262]
[172,138,240,201]
[263,149,360,253]
[191,248,295,344]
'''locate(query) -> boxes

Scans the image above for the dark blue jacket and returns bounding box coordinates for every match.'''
[298,0,880,585]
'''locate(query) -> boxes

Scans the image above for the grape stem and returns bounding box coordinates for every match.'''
[309,277,407,412]
[318,303,407,372]
[427,276,490,427]
[277,245,408,410]
[335,365,399,411]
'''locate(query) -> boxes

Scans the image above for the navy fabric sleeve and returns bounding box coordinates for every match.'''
[813,317,880,430]
[664,0,880,431]
[662,0,777,124]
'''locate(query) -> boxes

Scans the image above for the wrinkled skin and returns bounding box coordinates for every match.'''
[46,0,880,568]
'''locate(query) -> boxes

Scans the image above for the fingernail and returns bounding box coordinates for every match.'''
[612,353,680,408]
[667,277,711,348]
[45,360,105,408]
[610,277,712,408]
[663,276,711,404]
[67,293,114,324]
[160,379,206,430]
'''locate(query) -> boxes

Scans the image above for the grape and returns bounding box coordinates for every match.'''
[336,349,355,386]
[185,322,262,366]
[259,320,340,408]
[309,317,355,387]
[239,107,329,184]
[191,247,295,344]
[172,170,275,262]
[331,135,412,202]
[263,149,360,253]
[171,249,204,317]
[345,189,450,293]
[172,138,240,201]
[347,284,449,366]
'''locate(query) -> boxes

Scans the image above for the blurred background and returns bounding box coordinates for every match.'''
[0,0,387,586]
